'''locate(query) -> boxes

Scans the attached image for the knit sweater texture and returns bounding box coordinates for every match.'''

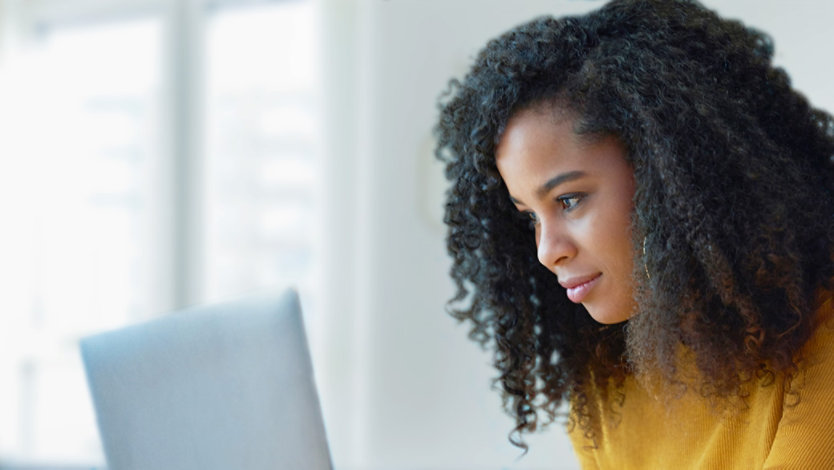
[569,293,834,469]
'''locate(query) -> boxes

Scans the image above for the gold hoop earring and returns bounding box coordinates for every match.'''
[642,236,651,280]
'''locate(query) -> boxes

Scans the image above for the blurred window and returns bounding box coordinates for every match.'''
[204,1,320,306]
[0,0,319,466]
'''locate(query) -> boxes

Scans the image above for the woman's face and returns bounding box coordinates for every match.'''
[495,107,637,324]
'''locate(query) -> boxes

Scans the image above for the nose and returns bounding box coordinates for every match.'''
[536,220,576,271]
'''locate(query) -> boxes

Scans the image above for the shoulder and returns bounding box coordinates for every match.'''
[762,291,834,468]
[800,290,834,367]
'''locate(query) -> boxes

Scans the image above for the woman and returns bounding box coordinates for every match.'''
[434,0,834,467]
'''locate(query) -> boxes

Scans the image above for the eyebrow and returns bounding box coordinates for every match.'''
[509,170,587,205]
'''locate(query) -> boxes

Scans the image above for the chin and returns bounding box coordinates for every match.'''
[584,303,631,324]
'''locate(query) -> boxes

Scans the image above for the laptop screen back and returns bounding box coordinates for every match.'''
[80,289,332,470]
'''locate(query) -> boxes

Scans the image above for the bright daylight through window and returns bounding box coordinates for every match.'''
[0,0,320,466]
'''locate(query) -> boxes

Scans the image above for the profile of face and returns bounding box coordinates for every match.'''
[495,106,637,324]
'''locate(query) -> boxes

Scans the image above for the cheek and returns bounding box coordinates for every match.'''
[612,212,636,270]
[597,200,635,268]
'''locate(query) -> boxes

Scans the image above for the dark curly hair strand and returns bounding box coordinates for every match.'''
[435,0,834,450]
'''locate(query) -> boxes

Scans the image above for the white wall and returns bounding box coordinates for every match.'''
[318,1,834,469]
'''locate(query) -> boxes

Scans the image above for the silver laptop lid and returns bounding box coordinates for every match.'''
[80,288,332,470]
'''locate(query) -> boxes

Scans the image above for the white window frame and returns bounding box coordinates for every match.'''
[0,0,323,467]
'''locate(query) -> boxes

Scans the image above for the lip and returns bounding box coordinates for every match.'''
[558,273,602,303]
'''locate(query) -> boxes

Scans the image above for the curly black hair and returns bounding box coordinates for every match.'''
[434,0,834,450]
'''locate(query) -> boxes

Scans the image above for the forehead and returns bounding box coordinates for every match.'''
[496,108,591,176]
[497,107,579,161]
[495,107,630,197]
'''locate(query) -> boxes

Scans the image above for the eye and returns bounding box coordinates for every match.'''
[557,193,585,211]
[520,210,539,229]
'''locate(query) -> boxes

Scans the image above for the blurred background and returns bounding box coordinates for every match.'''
[0,0,831,469]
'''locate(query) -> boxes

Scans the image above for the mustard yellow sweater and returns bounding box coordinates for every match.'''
[569,294,834,469]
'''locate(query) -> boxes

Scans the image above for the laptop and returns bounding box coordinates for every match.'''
[80,288,333,470]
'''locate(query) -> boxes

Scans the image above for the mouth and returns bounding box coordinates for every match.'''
[559,273,602,304]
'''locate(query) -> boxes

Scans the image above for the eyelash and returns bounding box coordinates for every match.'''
[523,211,539,229]
[557,193,585,211]
[520,193,585,228]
